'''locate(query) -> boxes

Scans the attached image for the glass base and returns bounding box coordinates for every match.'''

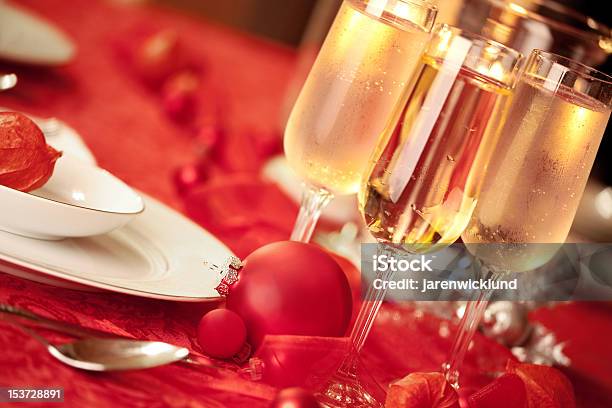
[315,371,383,408]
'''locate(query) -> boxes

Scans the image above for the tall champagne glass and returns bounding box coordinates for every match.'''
[317,25,523,407]
[284,0,437,243]
[443,50,612,388]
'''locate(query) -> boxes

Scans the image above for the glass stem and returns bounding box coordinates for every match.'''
[349,268,394,354]
[290,184,333,243]
[337,245,397,375]
[443,268,501,389]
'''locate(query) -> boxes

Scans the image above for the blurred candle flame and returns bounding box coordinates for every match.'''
[595,187,612,220]
[436,27,454,53]
[507,2,528,16]
[393,1,411,19]
[487,61,506,82]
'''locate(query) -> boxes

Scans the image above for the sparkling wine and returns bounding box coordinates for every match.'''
[284,0,432,195]
[463,76,611,272]
[361,56,513,245]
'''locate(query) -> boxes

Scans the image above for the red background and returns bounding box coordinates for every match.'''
[0,0,611,406]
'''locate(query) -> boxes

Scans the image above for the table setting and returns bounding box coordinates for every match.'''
[1,0,612,407]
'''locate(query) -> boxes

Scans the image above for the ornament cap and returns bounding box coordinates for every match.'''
[232,342,252,364]
[209,256,243,297]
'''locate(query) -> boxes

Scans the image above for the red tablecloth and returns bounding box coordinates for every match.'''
[0,1,611,407]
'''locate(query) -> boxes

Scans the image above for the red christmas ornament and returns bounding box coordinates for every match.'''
[270,387,321,408]
[225,241,353,350]
[195,121,224,150]
[133,30,186,87]
[162,70,200,123]
[197,309,247,359]
[172,163,204,196]
[243,127,282,158]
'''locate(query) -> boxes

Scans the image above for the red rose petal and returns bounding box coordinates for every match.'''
[386,372,459,408]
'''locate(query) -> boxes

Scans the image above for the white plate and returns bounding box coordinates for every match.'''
[0,193,231,301]
[0,2,76,66]
[0,154,145,240]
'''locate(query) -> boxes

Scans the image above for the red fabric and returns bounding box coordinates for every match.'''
[386,372,459,408]
[506,360,575,408]
[467,373,527,408]
[0,0,610,407]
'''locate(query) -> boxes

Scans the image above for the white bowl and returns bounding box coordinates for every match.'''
[0,2,76,66]
[0,154,144,240]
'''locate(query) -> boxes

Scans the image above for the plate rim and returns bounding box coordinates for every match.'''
[0,193,230,302]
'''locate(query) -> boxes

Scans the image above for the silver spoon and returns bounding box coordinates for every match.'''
[11,321,190,372]
[0,304,242,373]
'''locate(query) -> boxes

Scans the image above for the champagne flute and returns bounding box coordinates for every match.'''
[284,0,438,243]
[443,50,612,388]
[317,25,523,407]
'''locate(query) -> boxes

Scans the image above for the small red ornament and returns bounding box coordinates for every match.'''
[270,387,321,408]
[133,30,186,87]
[225,241,353,350]
[172,163,204,196]
[244,127,282,158]
[195,121,224,150]
[162,70,200,122]
[197,309,247,359]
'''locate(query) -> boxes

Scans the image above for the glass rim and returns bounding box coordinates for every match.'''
[356,0,439,32]
[357,0,439,16]
[530,50,612,85]
[393,0,438,13]
[432,24,523,61]
[486,0,611,42]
